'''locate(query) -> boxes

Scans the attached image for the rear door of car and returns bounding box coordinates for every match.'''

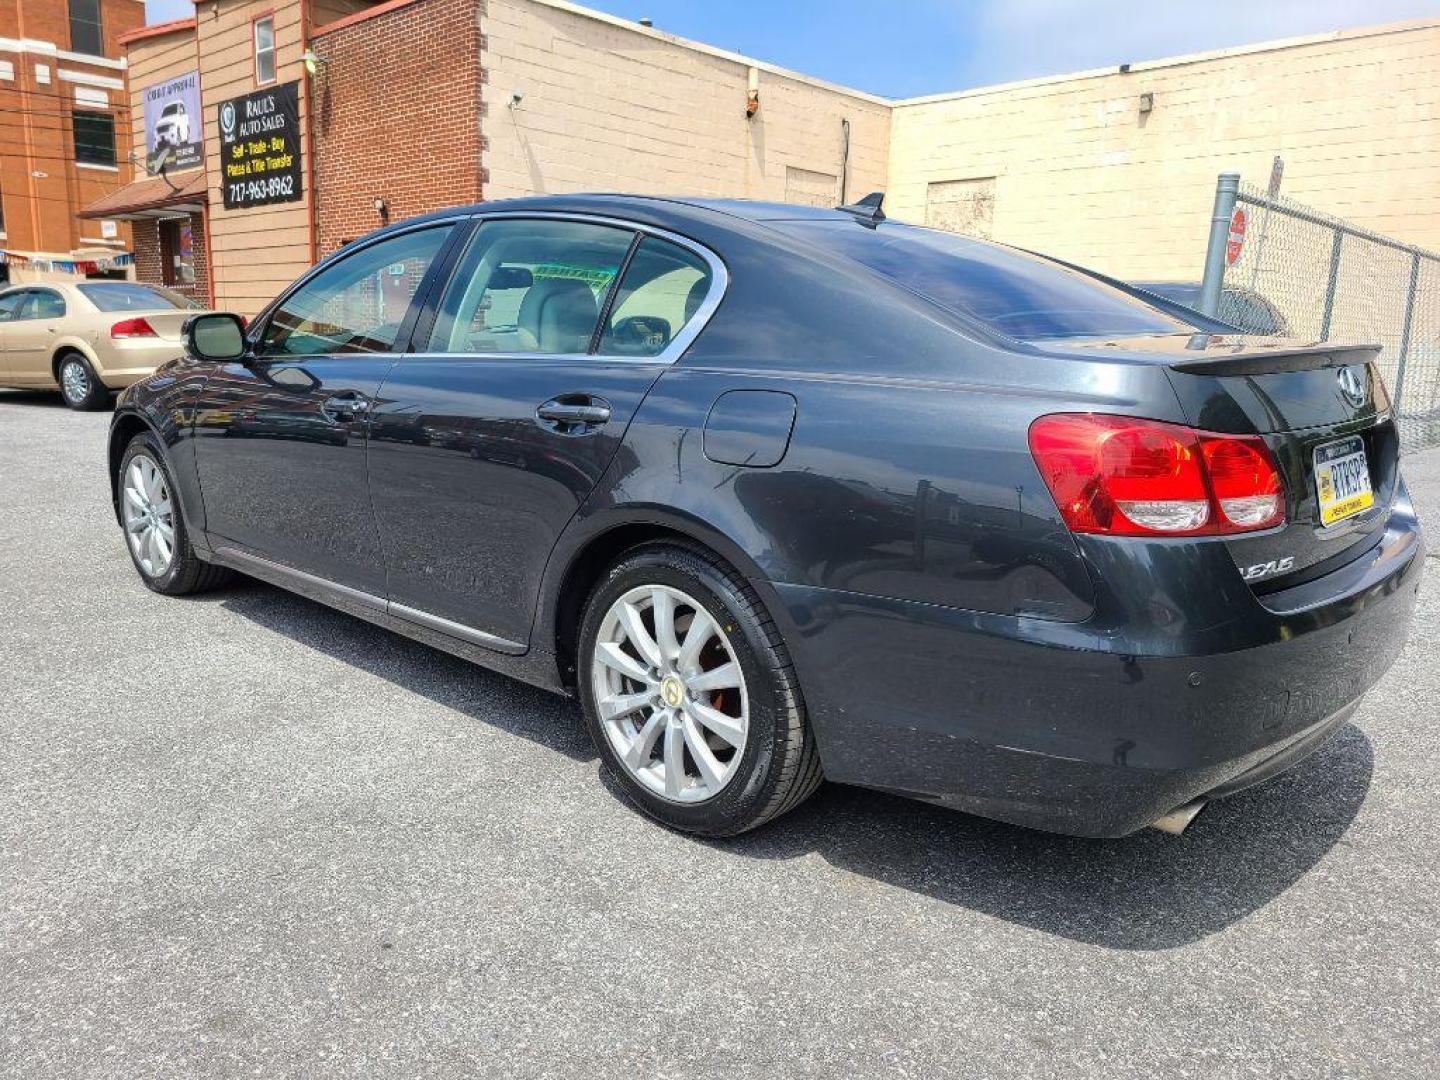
[367,214,722,649]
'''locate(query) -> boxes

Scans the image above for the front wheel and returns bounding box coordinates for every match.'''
[577,542,822,836]
[118,432,232,595]
[57,352,110,411]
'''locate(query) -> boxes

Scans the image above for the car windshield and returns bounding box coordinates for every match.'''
[779,219,1196,341]
[78,283,201,312]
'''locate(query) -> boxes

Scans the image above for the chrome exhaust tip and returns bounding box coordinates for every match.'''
[1150,798,1208,836]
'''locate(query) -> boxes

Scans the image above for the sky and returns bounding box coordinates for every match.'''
[142,0,1440,98]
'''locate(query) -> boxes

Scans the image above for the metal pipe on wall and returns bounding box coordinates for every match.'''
[1198,172,1240,317]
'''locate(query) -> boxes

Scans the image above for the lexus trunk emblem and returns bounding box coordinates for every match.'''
[1337,366,1367,408]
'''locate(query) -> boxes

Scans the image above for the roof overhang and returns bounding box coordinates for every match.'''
[78,170,208,221]
[116,18,197,47]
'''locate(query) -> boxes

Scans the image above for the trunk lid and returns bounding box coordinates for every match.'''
[1039,333,1398,592]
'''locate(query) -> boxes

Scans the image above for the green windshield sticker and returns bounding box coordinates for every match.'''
[531,263,619,288]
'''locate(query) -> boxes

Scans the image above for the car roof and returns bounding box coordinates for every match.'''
[390,192,859,236]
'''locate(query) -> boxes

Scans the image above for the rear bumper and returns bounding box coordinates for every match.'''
[768,499,1424,837]
[93,340,186,387]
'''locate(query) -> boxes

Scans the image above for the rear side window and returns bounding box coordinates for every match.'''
[25,291,66,320]
[78,283,199,311]
[781,220,1194,341]
[425,219,634,355]
[259,226,453,357]
[598,236,713,357]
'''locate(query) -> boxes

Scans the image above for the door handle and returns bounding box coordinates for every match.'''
[322,393,370,421]
[536,397,611,429]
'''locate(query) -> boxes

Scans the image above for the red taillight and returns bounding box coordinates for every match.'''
[111,317,158,339]
[1201,437,1285,529]
[1028,413,1285,536]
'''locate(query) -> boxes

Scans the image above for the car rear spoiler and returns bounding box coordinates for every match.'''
[1167,341,1382,376]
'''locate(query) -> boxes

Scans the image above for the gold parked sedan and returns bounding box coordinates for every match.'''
[0,282,210,410]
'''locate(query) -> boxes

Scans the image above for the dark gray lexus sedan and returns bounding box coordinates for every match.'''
[108,194,1424,838]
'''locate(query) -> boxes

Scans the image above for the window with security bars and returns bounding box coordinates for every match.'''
[72,111,116,167]
[69,0,104,57]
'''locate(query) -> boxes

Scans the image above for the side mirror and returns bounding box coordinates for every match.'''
[184,312,248,362]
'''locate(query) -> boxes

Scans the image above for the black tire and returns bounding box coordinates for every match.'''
[57,351,111,411]
[577,541,822,836]
[118,431,233,596]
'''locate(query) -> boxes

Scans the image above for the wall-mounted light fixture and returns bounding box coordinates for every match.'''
[302,48,326,75]
[1139,91,1154,115]
[509,89,525,110]
[373,196,389,223]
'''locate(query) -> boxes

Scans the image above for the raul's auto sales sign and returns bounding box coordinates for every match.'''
[219,81,303,210]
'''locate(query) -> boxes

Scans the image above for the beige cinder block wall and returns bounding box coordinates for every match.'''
[887,20,1440,282]
[482,0,890,205]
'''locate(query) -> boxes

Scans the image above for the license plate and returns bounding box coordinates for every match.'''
[1313,436,1374,526]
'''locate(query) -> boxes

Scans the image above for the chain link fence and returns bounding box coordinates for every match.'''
[1206,181,1440,452]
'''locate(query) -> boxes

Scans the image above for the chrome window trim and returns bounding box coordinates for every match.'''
[412,209,729,367]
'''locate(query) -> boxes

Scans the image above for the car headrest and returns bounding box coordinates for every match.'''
[518,278,598,354]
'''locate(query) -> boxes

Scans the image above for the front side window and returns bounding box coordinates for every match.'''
[79,283,200,312]
[24,290,66,320]
[72,110,116,167]
[68,0,103,57]
[426,219,634,355]
[780,220,1195,341]
[598,237,713,357]
[259,226,453,357]
[254,16,276,85]
[0,290,26,321]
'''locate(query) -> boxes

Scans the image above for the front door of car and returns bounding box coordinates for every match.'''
[7,288,67,382]
[367,217,719,648]
[0,289,28,379]
[192,223,458,595]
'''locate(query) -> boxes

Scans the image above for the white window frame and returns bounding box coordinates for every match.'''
[253,15,276,86]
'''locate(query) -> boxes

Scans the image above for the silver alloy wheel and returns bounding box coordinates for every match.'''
[121,454,176,578]
[60,358,89,404]
[591,583,749,803]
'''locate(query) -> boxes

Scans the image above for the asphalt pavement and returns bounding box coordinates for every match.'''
[2,389,1438,1078]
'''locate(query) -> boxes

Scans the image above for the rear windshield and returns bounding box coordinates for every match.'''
[77,283,200,312]
[779,220,1195,341]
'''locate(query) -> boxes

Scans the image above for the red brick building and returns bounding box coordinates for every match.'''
[81,0,484,313]
[82,0,898,317]
[309,0,482,258]
[0,0,143,285]
[80,0,894,315]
